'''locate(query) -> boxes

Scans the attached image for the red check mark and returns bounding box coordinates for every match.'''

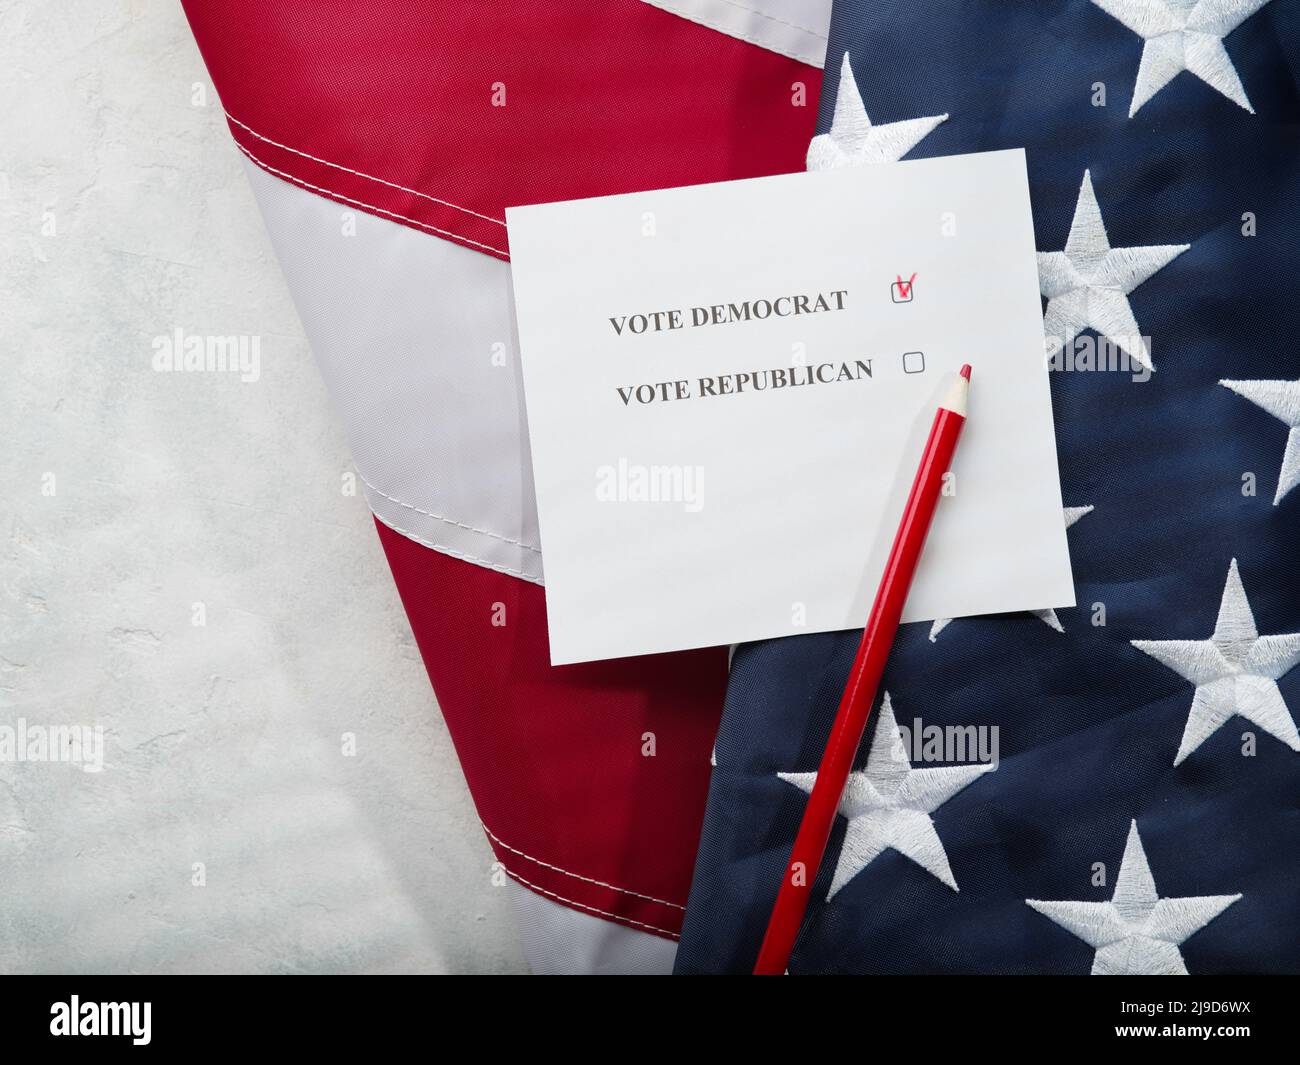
[896,272,917,299]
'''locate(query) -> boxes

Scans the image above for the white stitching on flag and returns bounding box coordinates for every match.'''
[235,142,509,258]
[501,867,682,939]
[358,472,542,554]
[372,512,543,584]
[226,110,507,227]
[482,823,686,910]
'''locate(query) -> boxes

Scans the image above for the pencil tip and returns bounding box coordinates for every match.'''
[939,368,970,416]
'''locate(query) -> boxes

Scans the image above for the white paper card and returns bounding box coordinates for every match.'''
[507,149,1073,664]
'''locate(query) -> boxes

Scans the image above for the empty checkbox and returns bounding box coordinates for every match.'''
[903,351,925,374]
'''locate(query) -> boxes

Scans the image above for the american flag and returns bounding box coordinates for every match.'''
[181,0,1298,974]
[676,0,1300,974]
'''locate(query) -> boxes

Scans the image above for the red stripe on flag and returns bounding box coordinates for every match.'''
[182,0,821,259]
[375,520,727,938]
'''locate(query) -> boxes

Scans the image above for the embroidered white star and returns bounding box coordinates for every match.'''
[777,692,991,897]
[929,506,1093,641]
[1131,558,1300,765]
[1038,171,1188,373]
[1027,820,1241,975]
[1091,0,1274,117]
[806,52,948,170]
[1220,378,1300,504]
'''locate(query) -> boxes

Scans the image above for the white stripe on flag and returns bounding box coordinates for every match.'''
[241,158,545,583]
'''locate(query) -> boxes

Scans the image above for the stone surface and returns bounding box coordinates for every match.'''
[0,0,526,973]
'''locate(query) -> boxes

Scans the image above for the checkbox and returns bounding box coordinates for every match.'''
[891,280,914,303]
[902,351,925,374]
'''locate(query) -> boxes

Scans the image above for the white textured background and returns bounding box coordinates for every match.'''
[0,0,526,973]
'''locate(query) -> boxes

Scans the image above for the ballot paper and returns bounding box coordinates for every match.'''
[507,148,1073,665]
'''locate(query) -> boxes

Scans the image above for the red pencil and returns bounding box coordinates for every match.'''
[752,364,972,976]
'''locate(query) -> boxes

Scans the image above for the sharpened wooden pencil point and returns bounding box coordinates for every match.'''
[940,368,970,417]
